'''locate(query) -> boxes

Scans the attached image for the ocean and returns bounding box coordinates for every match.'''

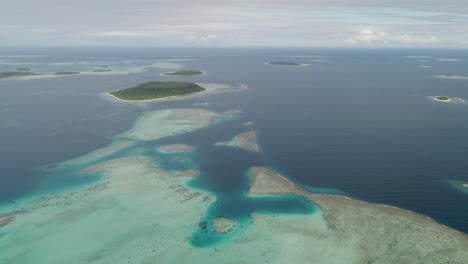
[0,47,467,236]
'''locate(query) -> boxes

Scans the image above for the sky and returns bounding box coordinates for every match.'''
[1,0,468,47]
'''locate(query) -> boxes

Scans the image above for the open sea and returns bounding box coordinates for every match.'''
[0,47,467,234]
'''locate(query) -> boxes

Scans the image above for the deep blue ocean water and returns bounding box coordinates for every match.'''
[0,47,467,234]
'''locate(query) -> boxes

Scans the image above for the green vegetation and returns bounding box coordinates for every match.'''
[93,69,112,73]
[435,96,449,101]
[0,71,39,79]
[109,81,205,101]
[267,61,302,66]
[54,72,80,75]
[163,70,203,76]
[16,67,31,71]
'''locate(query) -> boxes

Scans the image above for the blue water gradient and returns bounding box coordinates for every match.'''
[0,47,467,235]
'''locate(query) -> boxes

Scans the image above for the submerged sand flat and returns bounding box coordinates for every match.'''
[248,167,468,263]
[121,108,217,141]
[58,140,135,167]
[158,144,195,153]
[447,180,468,195]
[1,102,468,263]
[228,130,260,152]
[0,156,215,263]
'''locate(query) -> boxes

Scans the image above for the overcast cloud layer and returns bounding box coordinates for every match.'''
[2,0,468,47]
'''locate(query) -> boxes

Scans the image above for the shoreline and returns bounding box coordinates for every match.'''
[248,166,468,237]
[106,83,248,103]
[160,70,206,76]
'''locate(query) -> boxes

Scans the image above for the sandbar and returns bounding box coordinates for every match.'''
[212,217,236,234]
[248,166,468,263]
[229,130,260,152]
[436,58,462,62]
[158,144,195,153]
[434,74,468,80]
[0,211,25,228]
[120,108,218,141]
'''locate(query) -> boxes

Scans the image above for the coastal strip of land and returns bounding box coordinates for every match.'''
[248,166,468,263]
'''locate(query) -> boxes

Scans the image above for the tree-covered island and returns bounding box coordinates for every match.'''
[109,81,205,101]
[267,61,302,66]
[0,71,39,79]
[162,70,203,76]
[54,72,80,75]
[435,96,449,101]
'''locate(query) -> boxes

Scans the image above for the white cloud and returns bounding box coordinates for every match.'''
[345,29,437,45]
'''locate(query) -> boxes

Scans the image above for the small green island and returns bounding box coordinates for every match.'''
[93,69,112,73]
[267,61,302,66]
[54,71,80,76]
[0,71,40,79]
[16,67,31,71]
[435,96,449,101]
[109,81,205,101]
[162,70,203,76]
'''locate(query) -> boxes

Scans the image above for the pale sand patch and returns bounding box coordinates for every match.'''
[248,166,468,263]
[120,108,218,141]
[158,144,194,153]
[214,141,228,147]
[175,169,201,177]
[436,58,462,62]
[0,156,214,263]
[212,217,236,234]
[58,140,135,167]
[249,167,298,195]
[434,75,468,79]
[230,130,260,152]
[0,211,25,228]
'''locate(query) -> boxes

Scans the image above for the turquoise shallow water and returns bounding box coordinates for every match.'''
[0,47,467,236]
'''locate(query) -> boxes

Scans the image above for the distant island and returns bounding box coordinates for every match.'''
[162,70,203,76]
[16,67,31,71]
[54,71,80,76]
[436,74,468,79]
[109,81,205,101]
[435,96,449,101]
[267,61,302,66]
[447,180,468,195]
[430,96,465,104]
[0,71,39,79]
[93,69,112,73]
